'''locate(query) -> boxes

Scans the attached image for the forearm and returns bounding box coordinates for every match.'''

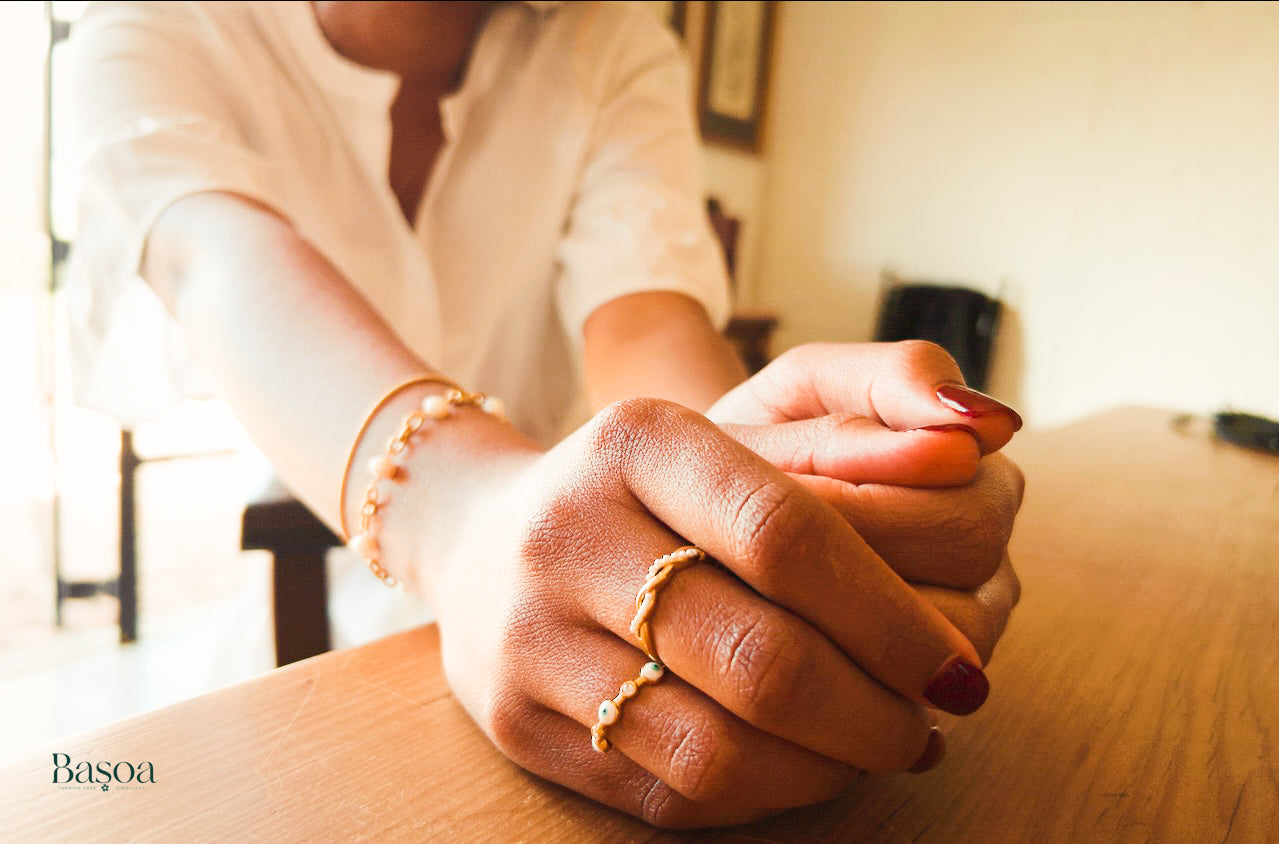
[142,191,538,565]
[581,291,746,414]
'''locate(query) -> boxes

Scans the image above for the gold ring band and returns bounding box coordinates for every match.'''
[590,661,667,753]
[630,545,706,662]
[591,545,706,754]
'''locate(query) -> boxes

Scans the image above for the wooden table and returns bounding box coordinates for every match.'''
[4,407,1276,841]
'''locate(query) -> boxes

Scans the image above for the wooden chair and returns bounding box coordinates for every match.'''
[241,481,337,666]
[709,196,779,375]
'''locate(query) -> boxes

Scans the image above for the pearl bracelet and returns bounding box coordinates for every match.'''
[342,378,505,588]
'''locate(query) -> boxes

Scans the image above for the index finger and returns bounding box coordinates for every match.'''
[707,341,1022,455]
[592,398,990,715]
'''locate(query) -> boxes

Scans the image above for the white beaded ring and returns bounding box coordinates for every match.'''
[591,661,666,753]
[592,545,705,753]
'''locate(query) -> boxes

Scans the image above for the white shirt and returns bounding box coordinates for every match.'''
[65,0,731,444]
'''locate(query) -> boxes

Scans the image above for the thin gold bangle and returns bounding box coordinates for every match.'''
[338,374,461,540]
[348,386,506,588]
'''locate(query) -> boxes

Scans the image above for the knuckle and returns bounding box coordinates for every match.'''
[895,337,956,368]
[482,613,578,766]
[966,515,1008,585]
[497,588,551,653]
[514,504,565,572]
[713,611,812,726]
[639,778,681,828]
[968,609,1006,666]
[639,778,708,829]
[771,341,825,373]
[1007,563,1023,610]
[583,398,647,465]
[969,562,1021,663]
[510,476,606,580]
[925,505,1002,589]
[511,501,593,588]
[658,715,734,804]
[892,338,959,373]
[760,342,835,393]
[728,482,813,588]
[984,453,1026,516]
[485,688,544,763]
[585,396,686,459]
[988,558,1021,617]
[930,462,1023,587]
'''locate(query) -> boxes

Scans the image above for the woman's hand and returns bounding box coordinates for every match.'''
[707,341,1025,663]
[802,459,1024,664]
[708,340,1023,462]
[412,398,991,828]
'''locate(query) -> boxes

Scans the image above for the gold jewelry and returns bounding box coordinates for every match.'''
[591,546,704,753]
[591,661,667,753]
[343,381,505,587]
[630,545,705,662]
[338,375,461,540]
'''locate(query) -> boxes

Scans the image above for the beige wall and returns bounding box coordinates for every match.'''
[666,0,770,308]
[741,0,1279,427]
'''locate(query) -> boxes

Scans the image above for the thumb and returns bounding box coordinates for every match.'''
[720,415,981,487]
[709,341,1022,454]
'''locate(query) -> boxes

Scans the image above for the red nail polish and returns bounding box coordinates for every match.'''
[924,655,990,716]
[908,725,946,773]
[914,424,975,434]
[935,384,1023,431]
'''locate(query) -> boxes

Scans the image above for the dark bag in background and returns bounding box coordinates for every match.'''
[873,277,1002,391]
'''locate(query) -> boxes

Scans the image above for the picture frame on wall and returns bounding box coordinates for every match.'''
[698,0,775,151]
[642,0,687,38]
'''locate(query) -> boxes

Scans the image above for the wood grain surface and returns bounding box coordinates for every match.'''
[3,407,1276,842]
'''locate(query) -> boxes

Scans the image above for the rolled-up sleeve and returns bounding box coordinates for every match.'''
[70,4,286,279]
[64,2,287,424]
[554,9,732,343]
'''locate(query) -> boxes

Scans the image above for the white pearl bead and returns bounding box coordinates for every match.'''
[348,532,378,559]
[597,700,619,725]
[368,454,399,480]
[619,681,637,699]
[639,662,665,682]
[421,394,452,420]
[480,395,505,420]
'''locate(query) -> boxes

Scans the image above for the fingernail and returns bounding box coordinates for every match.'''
[924,655,990,716]
[913,424,975,434]
[908,725,946,773]
[935,384,1023,431]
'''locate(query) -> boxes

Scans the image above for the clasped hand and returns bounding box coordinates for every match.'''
[420,341,1023,828]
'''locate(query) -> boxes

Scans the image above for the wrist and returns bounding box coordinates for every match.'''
[341,381,541,598]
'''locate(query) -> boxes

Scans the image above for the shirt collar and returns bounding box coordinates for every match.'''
[271,1,401,107]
